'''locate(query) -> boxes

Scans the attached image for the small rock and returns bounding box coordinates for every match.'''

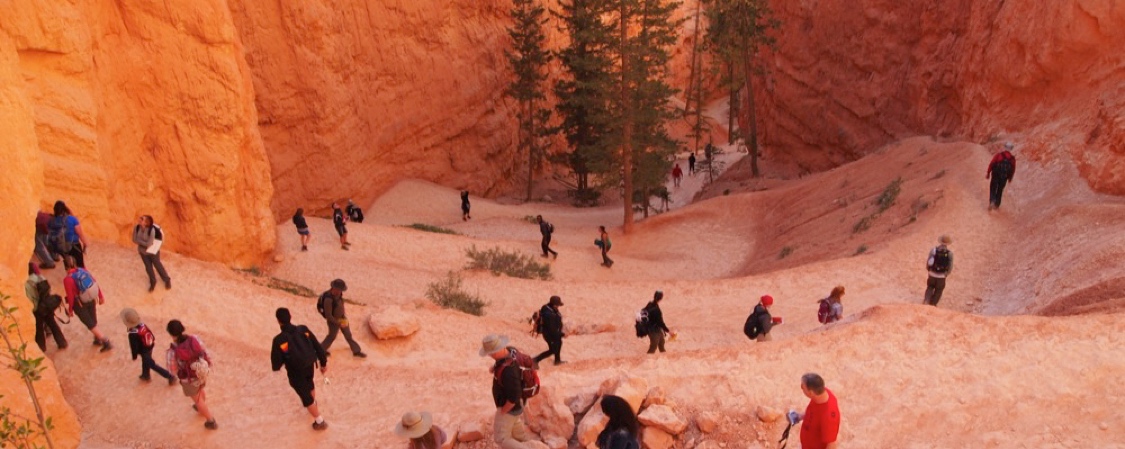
[643,386,667,408]
[273,254,284,262]
[641,426,675,449]
[567,391,598,415]
[1099,422,1109,431]
[638,404,688,435]
[367,307,421,340]
[576,399,609,446]
[696,412,719,433]
[457,421,485,442]
[599,374,649,413]
[756,405,782,423]
[524,441,551,449]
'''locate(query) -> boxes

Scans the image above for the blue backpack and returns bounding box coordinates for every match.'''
[71,269,100,304]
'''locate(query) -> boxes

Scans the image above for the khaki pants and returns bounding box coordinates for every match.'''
[493,409,532,449]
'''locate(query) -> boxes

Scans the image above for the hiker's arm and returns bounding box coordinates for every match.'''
[499,366,522,411]
[270,339,283,371]
[63,276,76,315]
[322,296,336,319]
[75,222,88,250]
[309,330,329,368]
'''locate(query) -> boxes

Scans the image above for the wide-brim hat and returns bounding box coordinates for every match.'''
[393,411,433,439]
[479,334,510,356]
[120,308,141,328]
[549,295,564,306]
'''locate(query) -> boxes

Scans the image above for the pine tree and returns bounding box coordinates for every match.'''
[703,0,779,177]
[506,0,554,201]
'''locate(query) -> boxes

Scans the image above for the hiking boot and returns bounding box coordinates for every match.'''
[344,242,352,246]
[353,352,367,358]
[93,338,101,345]
[148,283,156,292]
[192,404,198,412]
[167,376,177,386]
[139,374,152,382]
[164,279,172,290]
[553,360,568,366]
[57,344,68,350]
[312,420,328,431]
[100,340,112,352]
[301,245,308,251]
[341,245,349,251]
[552,252,558,260]
[204,420,218,430]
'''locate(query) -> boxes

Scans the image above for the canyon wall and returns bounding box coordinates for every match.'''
[753,0,1125,193]
[227,0,522,216]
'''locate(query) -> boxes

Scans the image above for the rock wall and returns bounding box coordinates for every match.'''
[754,0,1125,193]
[227,0,521,216]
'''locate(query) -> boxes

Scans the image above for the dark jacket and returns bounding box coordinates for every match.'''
[597,427,641,449]
[320,290,347,320]
[987,151,1016,181]
[491,348,523,413]
[539,221,553,237]
[538,304,564,338]
[127,323,157,360]
[752,304,773,336]
[271,323,328,373]
[644,301,670,333]
[332,208,346,227]
[292,214,308,229]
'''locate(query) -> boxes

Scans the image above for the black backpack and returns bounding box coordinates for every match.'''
[994,157,1014,179]
[930,247,952,274]
[743,310,762,339]
[316,292,333,318]
[283,326,319,369]
[49,216,73,254]
[634,309,651,338]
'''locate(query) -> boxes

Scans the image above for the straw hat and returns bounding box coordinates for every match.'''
[479,334,510,356]
[120,308,141,328]
[393,411,433,439]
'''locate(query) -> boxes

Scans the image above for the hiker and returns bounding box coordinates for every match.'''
[480,334,535,449]
[293,208,311,251]
[332,203,350,250]
[166,319,217,430]
[744,295,781,342]
[33,209,57,269]
[132,215,171,292]
[394,411,448,449]
[461,190,472,221]
[318,279,366,358]
[26,263,67,352]
[688,153,697,175]
[62,256,111,352]
[48,200,89,268]
[271,307,330,430]
[595,226,614,268]
[346,199,365,223]
[986,142,1017,211]
[536,215,558,259]
[596,395,641,449]
[671,164,683,187]
[818,286,845,325]
[121,308,175,385]
[790,372,841,449]
[924,235,953,306]
[532,296,566,366]
[643,291,672,354]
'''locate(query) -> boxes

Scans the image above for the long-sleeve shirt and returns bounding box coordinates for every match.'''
[320,291,346,320]
[271,324,328,373]
[63,268,104,313]
[644,301,670,333]
[538,304,564,337]
[986,151,1016,181]
[127,323,157,360]
[132,224,163,254]
[491,349,523,413]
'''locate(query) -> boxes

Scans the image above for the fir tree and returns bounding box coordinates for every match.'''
[506,0,554,201]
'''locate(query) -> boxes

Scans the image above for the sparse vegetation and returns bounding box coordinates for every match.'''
[909,197,932,223]
[465,246,552,280]
[855,244,868,255]
[853,215,874,234]
[779,246,794,259]
[236,266,262,277]
[723,189,731,196]
[876,177,903,212]
[1,293,56,449]
[402,223,460,235]
[426,271,488,316]
[931,169,946,180]
[235,267,316,298]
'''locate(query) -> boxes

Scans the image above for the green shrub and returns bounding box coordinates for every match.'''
[465,246,552,280]
[425,272,488,316]
[778,246,794,259]
[876,177,903,212]
[265,278,317,298]
[402,223,460,235]
[853,215,874,234]
[855,244,868,255]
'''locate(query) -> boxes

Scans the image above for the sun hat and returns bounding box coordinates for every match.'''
[121,308,141,328]
[760,295,774,306]
[479,334,510,356]
[393,411,433,439]
[330,279,347,291]
[939,235,952,245]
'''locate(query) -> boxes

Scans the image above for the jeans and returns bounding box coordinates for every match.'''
[140,349,173,379]
[989,176,1008,208]
[34,232,56,267]
[533,335,563,364]
[493,409,532,449]
[924,276,947,306]
[140,252,171,287]
[34,312,67,351]
[647,329,666,353]
[322,318,362,355]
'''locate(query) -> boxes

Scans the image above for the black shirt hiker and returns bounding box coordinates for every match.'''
[643,291,671,354]
[533,296,566,366]
[537,215,558,259]
[271,308,330,431]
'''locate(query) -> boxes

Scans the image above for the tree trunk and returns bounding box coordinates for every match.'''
[620,2,634,233]
[728,63,737,145]
[525,100,534,201]
[741,45,760,178]
[683,0,703,120]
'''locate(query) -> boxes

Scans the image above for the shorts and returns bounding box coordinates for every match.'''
[288,370,316,407]
[74,301,98,329]
[297,228,310,236]
[181,380,204,397]
[334,224,347,237]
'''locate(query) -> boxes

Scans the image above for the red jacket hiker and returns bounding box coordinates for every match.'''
[672,165,683,178]
[986,151,1016,181]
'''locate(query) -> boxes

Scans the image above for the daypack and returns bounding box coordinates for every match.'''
[34,278,52,305]
[136,323,156,349]
[993,157,1014,179]
[634,309,651,338]
[817,299,832,324]
[529,310,544,336]
[71,269,100,304]
[316,291,333,318]
[281,326,319,369]
[39,294,62,316]
[744,309,762,339]
[348,207,364,223]
[494,348,540,399]
[168,335,210,385]
[49,216,73,254]
[930,247,952,274]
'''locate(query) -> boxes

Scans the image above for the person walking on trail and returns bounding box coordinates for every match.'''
[643,291,672,354]
[33,209,58,269]
[26,263,67,352]
[986,142,1017,211]
[62,256,111,352]
[788,373,841,449]
[744,295,781,342]
[596,395,642,449]
[480,334,536,449]
[121,308,175,385]
[461,190,472,221]
[817,286,845,325]
[533,296,566,366]
[394,411,449,449]
[271,307,330,431]
[318,279,366,358]
[48,200,90,268]
[537,215,558,259]
[332,203,350,250]
[132,215,172,292]
[688,153,697,175]
[293,208,311,251]
[671,164,683,187]
[924,235,954,306]
[346,199,365,223]
[595,226,614,268]
[166,319,217,430]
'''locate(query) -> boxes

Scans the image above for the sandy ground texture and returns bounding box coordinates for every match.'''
[36,136,1125,448]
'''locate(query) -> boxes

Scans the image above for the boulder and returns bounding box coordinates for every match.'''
[457,420,486,442]
[543,435,568,449]
[567,391,599,415]
[756,405,782,423]
[638,404,688,435]
[367,306,420,340]
[696,411,719,433]
[576,398,609,447]
[599,373,649,413]
[641,426,675,449]
[524,441,551,449]
[525,387,575,447]
[642,386,667,408]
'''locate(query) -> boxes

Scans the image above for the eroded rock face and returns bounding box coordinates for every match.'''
[754,0,1125,194]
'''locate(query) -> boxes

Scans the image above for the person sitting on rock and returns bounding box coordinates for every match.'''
[394,411,448,449]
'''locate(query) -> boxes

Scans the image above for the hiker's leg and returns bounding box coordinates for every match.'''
[550,336,563,363]
[141,253,157,287]
[493,410,530,449]
[321,320,340,350]
[511,413,531,442]
[533,346,552,364]
[151,253,171,284]
[34,314,48,352]
[34,233,55,267]
[193,389,214,420]
[69,245,85,268]
[647,332,659,354]
[994,179,1007,208]
[143,351,173,379]
[45,315,66,348]
[340,325,362,355]
[657,332,666,352]
[931,277,947,305]
[541,238,549,256]
[924,277,936,305]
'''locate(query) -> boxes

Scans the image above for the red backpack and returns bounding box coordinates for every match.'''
[494,348,540,400]
[817,299,832,324]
